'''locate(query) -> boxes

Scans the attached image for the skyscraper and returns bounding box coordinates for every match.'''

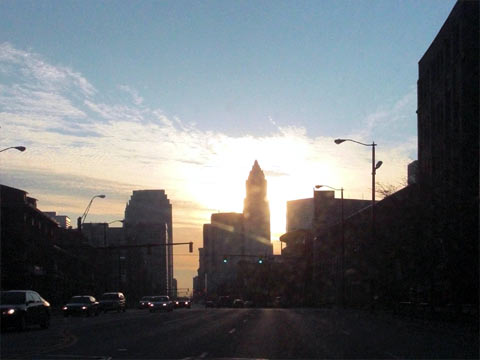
[124,190,173,295]
[243,160,272,255]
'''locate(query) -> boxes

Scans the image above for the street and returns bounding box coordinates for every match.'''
[1,306,478,359]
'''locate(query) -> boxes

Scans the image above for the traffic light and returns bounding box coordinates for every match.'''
[258,258,263,264]
[223,258,228,264]
[189,242,193,253]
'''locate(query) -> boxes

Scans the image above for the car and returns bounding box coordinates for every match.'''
[216,296,232,308]
[1,290,51,331]
[205,300,215,308]
[174,297,191,309]
[99,292,126,313]
[62,295,100,317]
[232,299,244,308]
[138,296,154,309]
[148,296,174,312]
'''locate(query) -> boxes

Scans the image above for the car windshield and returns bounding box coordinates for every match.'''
[141,296,152,301]
[152,297,169,302]
[100,294,118,300]
[69,296,91,304]
[1,292,26,305]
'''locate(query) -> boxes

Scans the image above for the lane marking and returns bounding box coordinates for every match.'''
[228,328,236,334]
[199,352,208,358]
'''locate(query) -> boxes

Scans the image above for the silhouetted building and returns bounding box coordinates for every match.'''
[1,185,102,306]
[44,212,71,229]
[407,160,418,185]
[286,190,370,233]
[124,190,173,297]
[417,0,478,306]
[202,212,244,296]
[243,160,272,255]
[196,160,273,299]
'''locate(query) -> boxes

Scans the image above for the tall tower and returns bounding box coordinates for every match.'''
[243,160,272,255]
[124,190,173,295]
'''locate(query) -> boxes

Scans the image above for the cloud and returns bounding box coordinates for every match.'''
[0,43,417,289]
[119,85,144,106]
[0,42,95,97]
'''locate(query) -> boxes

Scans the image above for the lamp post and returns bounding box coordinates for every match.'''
[103,219,124,292]
[77,194,106,231]
[0,146,26,153]
[334,138,382,305]
[334,139,382,237]
[315,184,345,307]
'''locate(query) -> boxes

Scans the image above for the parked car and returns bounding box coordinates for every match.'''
[138,296,154,309]
[148,296,174,312]
[62,295,100,317]
[174,297,191,309]
[216,296,232,308]
[232,299,244,308]
[244,300,254,308]
[1,290,51,330]
[99,292,126,313]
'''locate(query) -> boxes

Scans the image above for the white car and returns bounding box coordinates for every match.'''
[148,296,174,312]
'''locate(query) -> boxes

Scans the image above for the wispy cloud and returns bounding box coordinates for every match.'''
[0,43,415,251]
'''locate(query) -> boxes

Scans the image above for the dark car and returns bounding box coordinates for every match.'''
[62,295,100,317]
[99,292,126,313]
[174,297,191,309]
[148,296,174,312]
[205,300,215,308]
[1,290,51,330]
[232,299,244,308]
[216,296,233,308]
[138,296,154,309]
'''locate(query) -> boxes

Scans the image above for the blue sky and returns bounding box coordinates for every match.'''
[0,0,456,289]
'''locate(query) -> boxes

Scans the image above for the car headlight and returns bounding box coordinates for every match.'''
[162,303,167,306]
[7,309,15,315]
[62,306,68,310]
[81,306,87,310]
[175,301,179,305]
[149,303,154,307]
[185,302,189,305]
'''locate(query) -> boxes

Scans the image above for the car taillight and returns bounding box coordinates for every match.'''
[149,303,154,307]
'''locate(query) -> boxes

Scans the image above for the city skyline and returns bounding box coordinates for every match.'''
[0,1,457,290]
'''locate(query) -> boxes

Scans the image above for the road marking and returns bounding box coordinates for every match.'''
[228,328,236,334]
[117,348,127,352]
[199,352,208,358]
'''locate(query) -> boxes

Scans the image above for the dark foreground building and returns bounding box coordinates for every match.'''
[417,0,479,306]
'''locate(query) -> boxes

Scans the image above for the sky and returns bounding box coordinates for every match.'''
[0,0,456,292]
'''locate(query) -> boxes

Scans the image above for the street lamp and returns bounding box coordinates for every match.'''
[77,194,106,230]
[315,184,345,307]
[103,219,124,292]
[334,138,382,236]
[0,146,26,153]
[335,138,382,306]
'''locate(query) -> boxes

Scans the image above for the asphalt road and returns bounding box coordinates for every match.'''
[1,306,478,359]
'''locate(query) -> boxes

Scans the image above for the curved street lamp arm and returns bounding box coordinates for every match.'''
[335,138,375,147]
[0,146,26,153]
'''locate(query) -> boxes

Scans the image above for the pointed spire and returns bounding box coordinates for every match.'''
[249,160,264,180]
